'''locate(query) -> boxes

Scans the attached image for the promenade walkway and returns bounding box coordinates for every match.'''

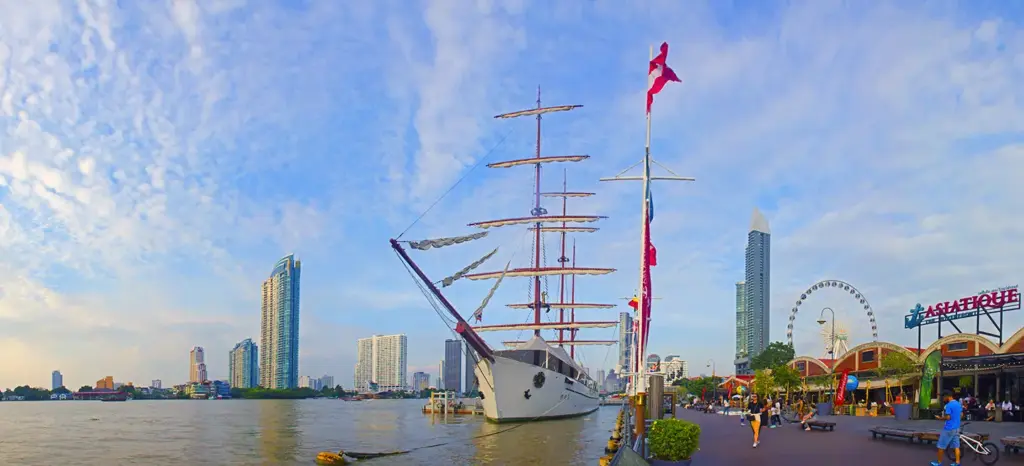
[673,409,1023,466]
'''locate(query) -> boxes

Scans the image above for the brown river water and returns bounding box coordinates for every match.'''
[0,398,617,465]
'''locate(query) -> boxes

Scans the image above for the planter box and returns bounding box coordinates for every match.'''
[893,403,912,421]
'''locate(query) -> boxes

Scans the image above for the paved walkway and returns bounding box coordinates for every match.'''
[670,409,1023,466]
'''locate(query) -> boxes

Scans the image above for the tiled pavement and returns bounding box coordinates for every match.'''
[669,409,1023,466]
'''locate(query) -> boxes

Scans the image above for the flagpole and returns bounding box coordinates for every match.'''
[637,44,653,397]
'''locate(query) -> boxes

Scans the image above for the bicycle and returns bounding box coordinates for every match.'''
[945,421,999,465]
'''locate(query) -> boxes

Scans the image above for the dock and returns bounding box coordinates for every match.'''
[421,391,484,415]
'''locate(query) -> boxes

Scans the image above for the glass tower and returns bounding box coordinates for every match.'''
[744,208,771,363]
[230,338,259,388]
[260,254,301,389]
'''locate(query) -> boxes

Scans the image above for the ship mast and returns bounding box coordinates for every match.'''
[455,90,618,351]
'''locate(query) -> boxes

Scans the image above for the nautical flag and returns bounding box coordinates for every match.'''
[646,42,681,114]
[649,243,658,267]
[628,295,639,310]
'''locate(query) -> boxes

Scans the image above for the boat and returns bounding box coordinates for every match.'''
[390,90,619,422]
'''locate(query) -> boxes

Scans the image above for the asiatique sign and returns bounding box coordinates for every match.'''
[905,285,1019,329]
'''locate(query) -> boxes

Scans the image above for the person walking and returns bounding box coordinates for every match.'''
[747,393,768,448]
[932,390,962,466]
[770,398,782,428]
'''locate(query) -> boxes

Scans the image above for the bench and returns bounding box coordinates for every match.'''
[802,420,835,432]
[870,426,917,442]
[1002,436,1024,454]
[915,431,989,445]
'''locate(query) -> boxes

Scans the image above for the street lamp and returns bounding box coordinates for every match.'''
[817,307,835,404]
[706,359,716,404]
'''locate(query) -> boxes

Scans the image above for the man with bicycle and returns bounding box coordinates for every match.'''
[933,390,962,466]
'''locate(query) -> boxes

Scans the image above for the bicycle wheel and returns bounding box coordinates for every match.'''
[977,442,1000,465]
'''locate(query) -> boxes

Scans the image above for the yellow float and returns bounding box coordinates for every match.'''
[315,451,347,465]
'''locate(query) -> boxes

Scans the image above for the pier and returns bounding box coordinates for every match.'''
[421,391,484,416]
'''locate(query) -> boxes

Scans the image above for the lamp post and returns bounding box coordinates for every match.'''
[817,307,835,403]
[707,359,716,404]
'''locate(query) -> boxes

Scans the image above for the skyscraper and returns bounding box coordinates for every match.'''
[319,375,334,390]
[51,370,63,390]
[413,371,430,391]
[734,280,748,374]
[444,339,462,393]
[353,334,408,392]
[230,338,259,389]
[437,360,445,390]
[744,208,771,367]
[617,311,634,373]
[464,341,478,392]
[260,254,301,389]
[190,346,208,383]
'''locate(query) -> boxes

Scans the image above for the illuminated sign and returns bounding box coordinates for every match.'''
[905,285,1019,329]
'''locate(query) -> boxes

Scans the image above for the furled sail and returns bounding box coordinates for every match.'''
[408,231,488,251]
[441,248,497,287]
[471,260,511,322]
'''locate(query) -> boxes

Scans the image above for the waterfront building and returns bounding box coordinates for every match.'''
[51,370,63,390]
[229,338,259,388]
[299,375,319,389]
[151,379,162,389]
[464,341,478,393]
[353,334,408,392]
[260,254,302,389]
[661,356,688,384]
[95,376,114,390]
[319,375,334,390]
[413,371,430,391]
[190,346,208,383]
[739,208,770,375]
[443,339,462,393]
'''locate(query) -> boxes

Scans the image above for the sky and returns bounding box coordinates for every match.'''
[1,0,1022,390]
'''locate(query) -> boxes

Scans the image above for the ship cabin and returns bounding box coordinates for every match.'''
[496,336,599,391]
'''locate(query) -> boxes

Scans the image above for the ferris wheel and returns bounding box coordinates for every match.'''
[786,279,878,354]
[820,320,850,358]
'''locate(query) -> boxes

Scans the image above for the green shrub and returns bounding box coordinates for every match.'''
[648,418,700,461]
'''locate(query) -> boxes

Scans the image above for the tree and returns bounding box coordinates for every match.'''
[52,386,71,394]
[772,364,801,396]
[752,369,775,397]
[78,386,92,392]
[876,351,918,399]
[750,342,795,371]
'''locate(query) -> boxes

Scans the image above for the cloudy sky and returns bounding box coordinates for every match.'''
[1,0,1022,390]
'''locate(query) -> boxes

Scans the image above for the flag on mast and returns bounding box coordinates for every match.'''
[646,42,681,114]
[640,158,654,353]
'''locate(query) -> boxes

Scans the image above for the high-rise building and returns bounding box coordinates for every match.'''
[190,346,208,383]
[95,376,114,390]
[353,334,408,392]
[734,280,749,374]
[260,254,302,389]
[229,338,259,389]
[617,312,634,374]
[320,375,334,390]
[596,369,606,390]
[437,360,445,390]
[51,370,63,390]
[743,208,771,371]
[299,375,322,390]
[443,339,462,393]
[413,371,430,391]
[464,341,478,392]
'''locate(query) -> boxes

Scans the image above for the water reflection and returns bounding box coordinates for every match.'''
[258,400,300,464]
[473,416,589,465]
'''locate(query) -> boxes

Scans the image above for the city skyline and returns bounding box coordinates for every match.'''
[2,2,1023,390]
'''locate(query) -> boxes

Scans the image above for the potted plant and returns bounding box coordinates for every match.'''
[648,418,700,465]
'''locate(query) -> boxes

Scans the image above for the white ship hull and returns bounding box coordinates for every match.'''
[475,352,600,423]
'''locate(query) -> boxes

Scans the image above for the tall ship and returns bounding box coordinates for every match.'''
[391,90,618,422]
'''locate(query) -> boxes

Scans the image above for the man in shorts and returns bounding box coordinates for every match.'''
[933,390,962,466]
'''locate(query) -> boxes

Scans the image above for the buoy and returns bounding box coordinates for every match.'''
[598,454,613,466]
[315,451,347,465]
[611,429,621,440]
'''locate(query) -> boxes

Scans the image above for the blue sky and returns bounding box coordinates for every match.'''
[1,0,1023,389]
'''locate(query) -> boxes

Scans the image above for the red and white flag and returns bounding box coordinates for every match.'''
[647,42,681,114]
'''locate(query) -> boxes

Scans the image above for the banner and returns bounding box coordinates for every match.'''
[835,369,851,406]
[919,350,942,409]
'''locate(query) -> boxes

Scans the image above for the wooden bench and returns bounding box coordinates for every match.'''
[803,420,835,431]
[1002,436,1024,454]
[870,426,917,442]
[915,431,989,445]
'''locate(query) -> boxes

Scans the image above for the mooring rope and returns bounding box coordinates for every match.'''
[341,395,571,459]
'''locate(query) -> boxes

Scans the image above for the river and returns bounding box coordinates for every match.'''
[0,399,617,465]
